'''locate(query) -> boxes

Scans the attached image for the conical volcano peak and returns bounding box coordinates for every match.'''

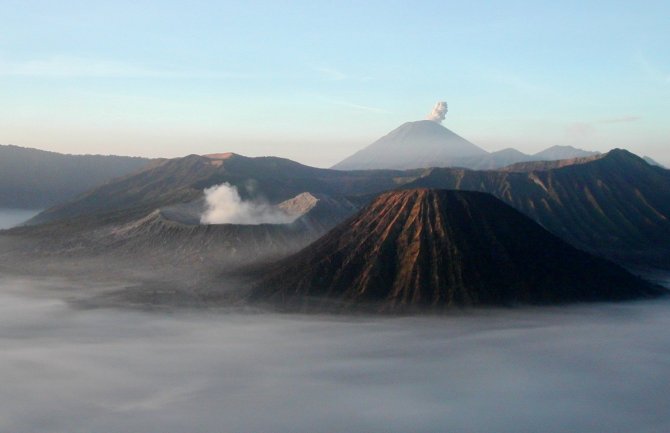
[253,188,659,311]
[332,119,487,171]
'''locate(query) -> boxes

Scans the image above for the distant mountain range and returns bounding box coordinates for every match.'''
[253,189,660,310]
[21,148,670,268]
[0,145,152,209]
[26,153,403,226]
[332,120,599,170]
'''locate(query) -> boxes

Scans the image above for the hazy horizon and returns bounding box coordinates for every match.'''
[1,1,668,167]
[1,126,667,169]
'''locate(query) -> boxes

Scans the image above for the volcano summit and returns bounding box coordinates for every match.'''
[333,119,488,170]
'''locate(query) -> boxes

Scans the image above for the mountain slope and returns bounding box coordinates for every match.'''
[332,120,488,170]
[24,149,670,268]
[253,189,660,310]
[402,150,670,266]
[2,190,362,283]
[28,153,417,226]
[332,121,600,171]
[0,145,152,209]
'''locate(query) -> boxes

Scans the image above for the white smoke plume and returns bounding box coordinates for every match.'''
[427,101,448,123]
[200,183,294,225]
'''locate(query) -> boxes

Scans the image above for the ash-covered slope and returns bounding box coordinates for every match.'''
[253,189,660,310]
[333,120,488,170]
[101,210,320,270]
[0,144,152,209]
[3,189,361,278]
[278,192,359,231]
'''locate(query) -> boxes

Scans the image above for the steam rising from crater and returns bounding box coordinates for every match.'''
[200,183,294,225]
[427,101,448,123]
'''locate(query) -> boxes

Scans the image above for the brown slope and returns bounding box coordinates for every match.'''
[253,189,661,310]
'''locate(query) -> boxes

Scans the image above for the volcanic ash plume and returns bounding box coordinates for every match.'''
[200,183,294,225]
[427,101,448,123]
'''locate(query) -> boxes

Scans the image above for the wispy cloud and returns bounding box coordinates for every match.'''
[0,56,242,79]
[596,116,641,124]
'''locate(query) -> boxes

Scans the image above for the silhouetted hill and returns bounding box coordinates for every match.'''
[253,189,660,311]
[402,150,670,267]
[0,145,152,209]
[500,154,602,172]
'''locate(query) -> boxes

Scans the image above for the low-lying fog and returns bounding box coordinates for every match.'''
[1,275,669,433]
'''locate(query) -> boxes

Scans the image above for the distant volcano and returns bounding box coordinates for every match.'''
[332,120,599,171]
[252,189,660,310]
[332,120,488,170]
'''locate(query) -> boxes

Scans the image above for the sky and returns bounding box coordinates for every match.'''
[1,0,668,167]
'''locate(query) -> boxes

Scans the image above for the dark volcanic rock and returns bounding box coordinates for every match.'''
[253,189,661,311]
[402,150,670,267]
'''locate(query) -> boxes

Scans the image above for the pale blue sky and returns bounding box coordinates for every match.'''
[1,0,668,166]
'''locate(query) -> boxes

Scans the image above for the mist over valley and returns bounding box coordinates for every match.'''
[1,275,670,433]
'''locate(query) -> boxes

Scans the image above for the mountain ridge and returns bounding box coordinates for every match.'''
[20,148,670,268]
[332,120,600,170]
[0,144,153,209]
[252,189,661,311]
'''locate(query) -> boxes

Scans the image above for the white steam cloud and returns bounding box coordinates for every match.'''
[200,183,294,225]
[427,101,448,123]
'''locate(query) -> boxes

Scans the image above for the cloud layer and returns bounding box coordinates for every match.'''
[1,275,669,433]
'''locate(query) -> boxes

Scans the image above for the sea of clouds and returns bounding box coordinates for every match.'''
[1,275,669,433]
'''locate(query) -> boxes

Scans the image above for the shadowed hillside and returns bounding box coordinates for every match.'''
[28,153,417,226]
[403,150,670,266]
[0,145,152,209]
[253,189,660,311]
